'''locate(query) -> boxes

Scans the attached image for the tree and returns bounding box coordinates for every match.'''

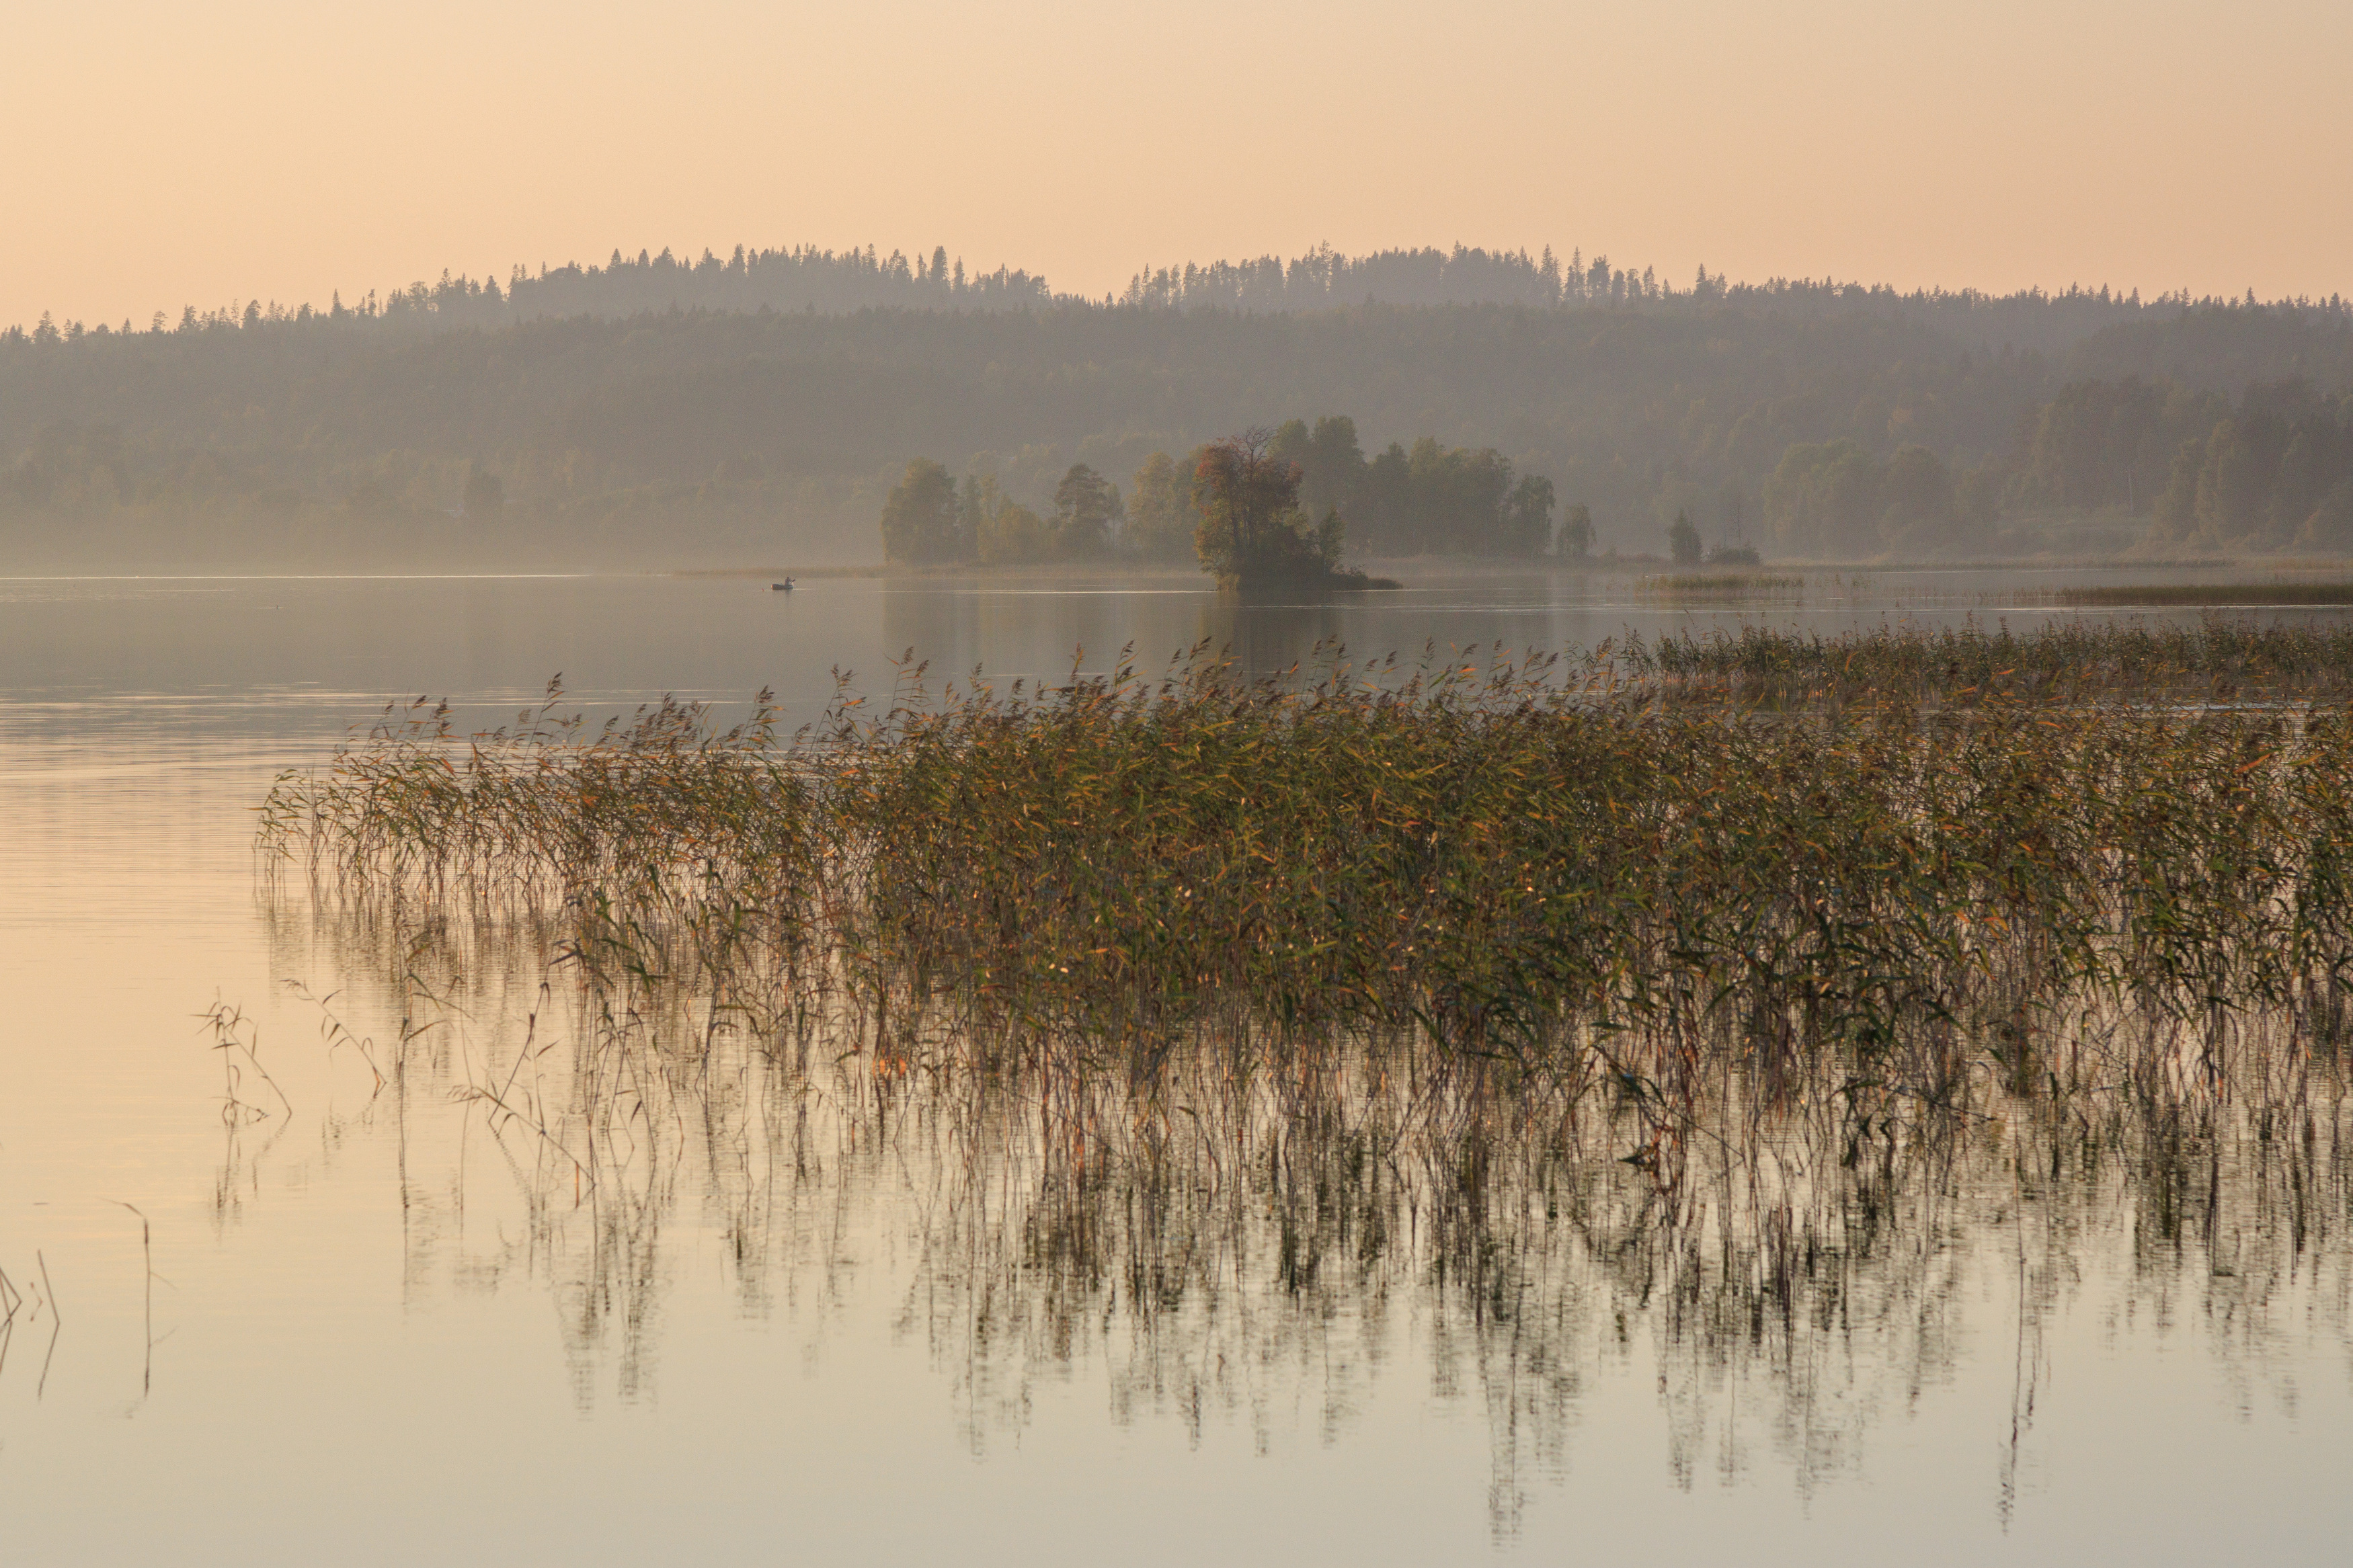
[2276,420,2348,536]
[1124,453,1197,561]
[2151,441,2205,542]
[1404,437,1451,542]
[1878,444,1957,548]
[16,272,2349,571]
[958,472,993,548]
[1557,501,1594,558]
[1452,448,1517,553]
[1192,429,1295,572]
[1190,429,1335,581]
[1667,510,1702,565]
[2298,478,2353,550]
[1271,415,1368,520]
[2010,376,2186,513]
[1050,463,1121,556]
[1268,419,1314,481]
[1312,506,1346,569]
[1357,441,1412,549]
[1386,438,1525,554]
[1505,474,1555,554]
[1763,440,1882,556]
[879,458,961,563]
[1954,465,2002,540]
[977,494,1049,563]
[2193,419,2268,544]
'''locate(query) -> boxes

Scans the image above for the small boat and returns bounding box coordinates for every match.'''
[771,576,795,592]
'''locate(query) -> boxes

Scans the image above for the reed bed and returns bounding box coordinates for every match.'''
[2050,582,2353,608]
[260,621,2353,1141]
[1634,571,1806,595]
[248,618,2353,1514]
[1629,615,2353,705]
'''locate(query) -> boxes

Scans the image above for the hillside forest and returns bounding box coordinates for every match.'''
[5,242,2352,569]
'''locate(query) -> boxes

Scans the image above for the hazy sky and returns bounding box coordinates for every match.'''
[9,0,2349,327]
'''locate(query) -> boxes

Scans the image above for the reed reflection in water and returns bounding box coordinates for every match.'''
[241,624,2353,1541]
[24,579,2353,1564]
[251,889,2353,1542]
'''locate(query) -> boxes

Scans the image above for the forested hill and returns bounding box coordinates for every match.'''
[5,255,2351,571]
[20,239,2315,354]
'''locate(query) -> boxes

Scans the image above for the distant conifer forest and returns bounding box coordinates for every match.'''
[3,241,2350,570]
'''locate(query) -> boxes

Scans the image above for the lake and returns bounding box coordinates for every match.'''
[6,565,2353,1565]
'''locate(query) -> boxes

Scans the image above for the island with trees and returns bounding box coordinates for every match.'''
[878,415,1577,585]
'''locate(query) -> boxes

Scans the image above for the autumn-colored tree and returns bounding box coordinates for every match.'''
[1191,429,1291,569]
[977,494,1049,563]
[1190,429,1337,580]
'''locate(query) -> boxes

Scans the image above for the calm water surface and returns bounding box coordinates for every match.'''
[5,568,2353,1565]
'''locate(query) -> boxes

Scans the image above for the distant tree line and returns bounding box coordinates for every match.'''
[1761,441,1998,557]
[7,261,2353,569]
[1114,245,2328,356]
[17,241,2346,349]
[879,457,1127,565]
[1991,377,2353,551]
[1,245,1063,341]
[1745,379,2353,558]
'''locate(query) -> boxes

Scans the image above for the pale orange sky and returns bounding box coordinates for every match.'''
[8,0,2349,328]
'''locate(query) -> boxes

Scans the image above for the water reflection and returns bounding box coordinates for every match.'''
[17,572,2353,1559]
[876,578,1363,686]
[255,901,2353,1540]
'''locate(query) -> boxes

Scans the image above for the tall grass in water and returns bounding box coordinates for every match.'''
[254,619,2353,1517]
[2049,582,2353,608]
[1627,616,2353,705]
[262,621,2353,1139]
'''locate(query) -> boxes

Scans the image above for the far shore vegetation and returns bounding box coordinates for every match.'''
[7,241,2352,571]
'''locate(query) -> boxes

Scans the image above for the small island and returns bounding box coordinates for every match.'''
[875,416,1534,587]
[1187,427,1400,591]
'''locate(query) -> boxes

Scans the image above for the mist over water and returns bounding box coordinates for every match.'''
[9,569,2353,1565]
